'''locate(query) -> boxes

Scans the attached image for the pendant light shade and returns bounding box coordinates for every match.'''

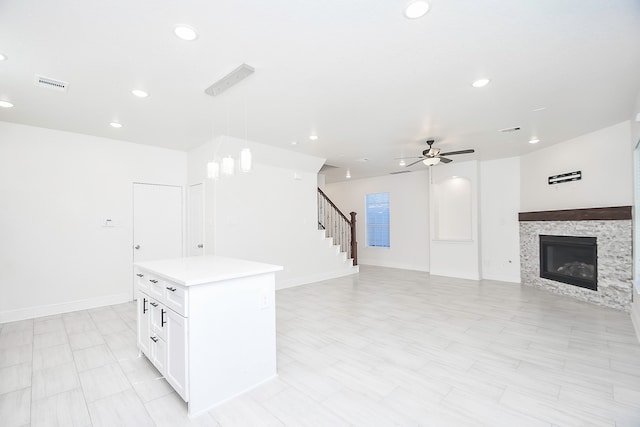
[207,161,220,180]
[240,148,252,172]
[222,156,235,175]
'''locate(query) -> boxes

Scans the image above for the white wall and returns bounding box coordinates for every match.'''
[520,121,633,212]
[325,171,430,272]
[630,91,640,343]
[430,161,480,280]
[0,121,187,322]
[479,157,521,283]
[188,136,355,289]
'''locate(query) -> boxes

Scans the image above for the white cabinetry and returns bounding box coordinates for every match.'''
[135,255,281,418]
[165,308,188,398]
[136,274,188,401]
[136,292,151,356]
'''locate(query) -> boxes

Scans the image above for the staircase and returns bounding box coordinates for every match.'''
[317,187,358,267]
[275,188,358,289]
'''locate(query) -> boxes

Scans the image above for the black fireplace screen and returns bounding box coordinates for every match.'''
[539,235,597,291]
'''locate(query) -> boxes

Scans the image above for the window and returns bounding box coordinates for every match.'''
[366,192,390,247]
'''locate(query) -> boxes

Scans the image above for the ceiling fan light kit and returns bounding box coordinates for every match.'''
[401,139,475,168]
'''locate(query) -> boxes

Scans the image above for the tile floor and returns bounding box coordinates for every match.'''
[1,265,640,426]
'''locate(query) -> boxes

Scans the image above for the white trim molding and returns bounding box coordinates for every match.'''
[0,293,132,323]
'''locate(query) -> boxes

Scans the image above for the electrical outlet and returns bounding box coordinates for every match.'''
[260,294,269,309]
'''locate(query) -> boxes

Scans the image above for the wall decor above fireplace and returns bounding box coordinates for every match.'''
[548,170,581,185]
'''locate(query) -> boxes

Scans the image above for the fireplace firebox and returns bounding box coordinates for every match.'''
[539,235,597,291]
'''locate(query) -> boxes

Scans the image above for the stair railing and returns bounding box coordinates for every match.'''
[317,188,357,265]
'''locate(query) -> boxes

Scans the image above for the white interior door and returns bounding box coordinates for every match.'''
[188,183,205,256]
[133,183,183,266]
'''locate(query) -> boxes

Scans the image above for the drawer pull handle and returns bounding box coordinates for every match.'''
[149,279,158,284]
[136,273,144,277]
[143,298,147,314]
[150,336,158,343]
[150,302,158,307]
[166,287,177,292]
[161,309,166,327]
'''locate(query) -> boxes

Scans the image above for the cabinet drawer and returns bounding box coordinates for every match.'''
[147,276,165,300]
[164,284,187,317]
[135,271,149,292]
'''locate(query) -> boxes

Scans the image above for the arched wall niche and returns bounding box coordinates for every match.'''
[432,176,472,241]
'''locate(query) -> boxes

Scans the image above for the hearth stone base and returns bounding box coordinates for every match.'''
[520,220,632,311]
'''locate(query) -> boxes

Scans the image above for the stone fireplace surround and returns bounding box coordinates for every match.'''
[519,206,632,311]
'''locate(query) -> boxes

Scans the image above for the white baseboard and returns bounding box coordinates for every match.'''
[276,267,359,290]
[429,269,481,281]
[356,259,429,272]
[0,293,132,323]
[481,274,521,284]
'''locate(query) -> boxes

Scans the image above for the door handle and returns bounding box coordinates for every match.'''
[197,244,203,248]
[134,245,141,250]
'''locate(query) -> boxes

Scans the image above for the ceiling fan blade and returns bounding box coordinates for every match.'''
[406,158,425,167]
[439,157,453,163]
[394,156,423,160]
[439,149,475,156]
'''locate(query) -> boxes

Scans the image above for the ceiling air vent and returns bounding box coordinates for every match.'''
[498,126,521,133]
[35,75,68,92]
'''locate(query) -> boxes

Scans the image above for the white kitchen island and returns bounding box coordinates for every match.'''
[134,255,282,417]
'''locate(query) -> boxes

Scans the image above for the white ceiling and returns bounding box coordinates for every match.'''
[1,0,639,183]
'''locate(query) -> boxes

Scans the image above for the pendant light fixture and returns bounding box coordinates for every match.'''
[222,156,235,176]
[207,161,220,180]
[240,148,252,172]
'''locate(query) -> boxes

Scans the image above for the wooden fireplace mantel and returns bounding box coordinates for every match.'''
[518,206,632,222]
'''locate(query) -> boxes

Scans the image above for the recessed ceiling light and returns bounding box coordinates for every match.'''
[532,107,546,112]
[132,89,148,98]
[399,159,406,166]
[405,1,430,19]
[0,53,6,61]
[174,25,198,41]
[346,170,351,179]
[291,141,298,145]
[529,137,540,144]
[0,100,14,108]
[109,122,123,128]
[309,135,318,141]
[472,78,491,88]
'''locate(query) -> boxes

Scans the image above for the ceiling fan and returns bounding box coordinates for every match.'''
[399,140,475,167]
